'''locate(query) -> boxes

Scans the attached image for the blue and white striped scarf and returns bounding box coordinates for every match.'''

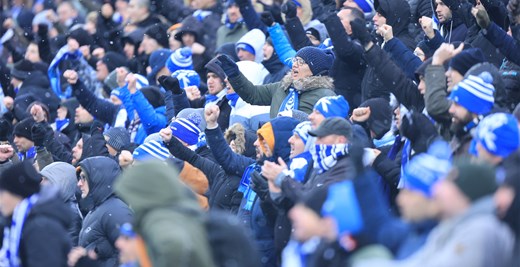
[279,88,299,113]
[0,194,39,267]
[311,144,349,174]
[48,46,82,100]
[238,163,260,211]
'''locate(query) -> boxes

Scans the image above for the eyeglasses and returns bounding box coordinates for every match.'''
[292,57,306,66]
[78,174,87,182]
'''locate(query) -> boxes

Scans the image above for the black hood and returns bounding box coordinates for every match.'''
[262,51,286,75]
[360,98,392,140]
[79,156,121,207]
[27,185,72,229]
[374,0,411,36]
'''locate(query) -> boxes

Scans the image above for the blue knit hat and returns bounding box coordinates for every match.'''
[295,47,334,76]
[403,140,452,197]
[314,95,349,119]
[448,72,495,115]
[235,43,256,55]
[321,180,363,236]
[171,69,200,89]
[148,49,173,82]
[293,121,312,144]
[133,140,171,161]
[166,47,193,73]
[169,118,201,146]
[469,113,520,158]
[353,0,374,13]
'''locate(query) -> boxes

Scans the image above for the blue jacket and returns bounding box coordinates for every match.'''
[483,22,520,66]
[126,90,167,144]
[267,23,296,68]
[383,37,423,81]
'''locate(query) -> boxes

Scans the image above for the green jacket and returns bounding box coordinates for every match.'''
[229,72,336,118]
[216,22,249,49]
[114,162,215,267]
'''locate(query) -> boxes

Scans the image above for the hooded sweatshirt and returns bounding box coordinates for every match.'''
[236,29,266,63]
[114,161,215,267]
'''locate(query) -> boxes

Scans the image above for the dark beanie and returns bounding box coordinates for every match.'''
[0,161,41,198]
[415,57,433,80]
[104,127,130,151]
[68,28,94,47]
[416,40,433,59]
[11,59,35,80]
[144,23,169,49]
[205,57,227,81]
[295,47,334,76]
[305,27,321,42]
[148,49,172,82]
[451,159,497,202]
[13,117,35,140]
[140,86,165,108]
[360,98,392,140]
[102,52,127,73]
[449,48,485,76]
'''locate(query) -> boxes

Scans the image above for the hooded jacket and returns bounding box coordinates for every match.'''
[114,161,215,267]
[78,156,133,267]
[40,162,83,246]
[19,185,72,267]
[229,72,336,118]
[236,29,266,63]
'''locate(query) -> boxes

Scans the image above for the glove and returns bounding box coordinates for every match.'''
[31,123,49,147]
[474,6,491,29]
[0,119,11,141]
[315,1,337,23]
[90,120,104,135]
[400,112,439,154]
[281,0,297,19]
[260,11,275,27]
[37,23,49,38]
[350,18,372,46]
[250,171,269,201]
[158,75,182,95]
[216,55,239,78]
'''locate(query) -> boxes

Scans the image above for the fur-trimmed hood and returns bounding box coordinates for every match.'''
[224,123,257,158]
[280,73,335,92]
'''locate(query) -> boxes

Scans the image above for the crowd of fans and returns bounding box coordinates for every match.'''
[0,0,518,265]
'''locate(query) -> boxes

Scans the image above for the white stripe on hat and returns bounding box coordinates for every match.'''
[176,118,201,134]
[139,141,171,159]
[458,75,495,103]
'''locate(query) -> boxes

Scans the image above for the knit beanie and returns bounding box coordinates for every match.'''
[278,109,310,122]
[314,95,349,119]
[133,140,171,161]
[102,52,127,73]
[11,59,35,80]
[104,127,131,152]
[448,72,495,115]
[170,118,202,146]
[13,117,35,140]
[176,108,206,131]
[403,140,452,197]
[171,69,201,89]
[148,49,173,82]
[451,158,497,202]
[293,121,312,144]
[68,28,93,47]
[321,180,364,235]
[166,47,193,73]
[205,57,227,81]
[144,23,169,48]
[353,0,374,13]
[448,48,485,76]
[295,47,334,76]
[305,27,321,41]
[0,161,41,198]
[416,40,433,60]
[470,113,520,158]
[360,98,392,140]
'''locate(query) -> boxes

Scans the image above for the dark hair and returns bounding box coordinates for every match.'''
[341,6,365,23]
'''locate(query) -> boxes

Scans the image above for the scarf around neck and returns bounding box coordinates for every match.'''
[311,143,349,174]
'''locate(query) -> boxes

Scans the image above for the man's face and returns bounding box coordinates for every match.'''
[96,60,110,81]
[289,204,323,242]
[291,57,313,81]
[10,77,22,88]
[445,67,464,92]
[315,134,346,145]
[263,43,274,61]
[237,48,255,62]
[475,141,501,165]
[227,4,241,23]
[308,109,326,129]
[337,9,353,35]
[448,102,472,125]
[25,43,41,63]
[155,67,171,83]
[397,189,439,222]
[432,179,469,219]
[207,72,224,95]
[182,32,196,47]
[127,0,145,21]
[372,12,387,30]
[72,138,83,165]
[435,0,452,23]
[58,3,76,25]
[115,235,138,264]
[123,43,136,59]
[0,190,22,216]
[417,77,426,95]
[289,134,305,159]
[75,106,94,124]
[141,35,161,55]
[13,136,34,153]
[254,138,272,158]
[77,170,90,199]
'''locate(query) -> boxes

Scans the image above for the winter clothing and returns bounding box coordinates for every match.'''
[449,48,486,76]
[216,14,248,49]
[0,161,41,198]
[114,161,215,267]
[144,24,169,49]
[78,156,133,267]
[102,52,127,73]
[313,95,350,119]
[166,47,193,73]
[235,29,266,63]
[470,113,520,158]
[104,127,130,152]
[133,140,171,161]
[148,49,173,83]
[295,47,334,76]
[448,72,495,115]
[481,22,520,66]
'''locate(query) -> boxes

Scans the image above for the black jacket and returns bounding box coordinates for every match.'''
[19,186,72,267]
[78,157,133,267]
[190,96,232,131]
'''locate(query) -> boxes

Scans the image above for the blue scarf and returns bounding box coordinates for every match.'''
[287,151,313,182]
[48,46,82,100]
[398,139,411,188]
[205,94,219,106]
[238,163,260,211]
[226,93,240,108]
[17,147,36,162]
[193,10,212,22]
[0,194,39,267]
[311,144,349,174]
[225,17,244,29]
[278,88,299,113]
[55,118,70,132]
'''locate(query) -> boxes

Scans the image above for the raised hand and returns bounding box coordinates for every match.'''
[432,42,464,65]
[281,0,297,19]
[204,105,220,129]
[419,16,435,39]
[376,24,394,42]
[63,70,79,85]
